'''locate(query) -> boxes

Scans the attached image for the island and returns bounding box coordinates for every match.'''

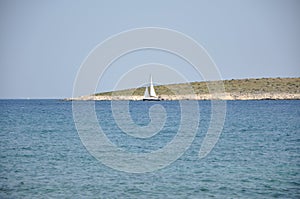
[67,77,300,101]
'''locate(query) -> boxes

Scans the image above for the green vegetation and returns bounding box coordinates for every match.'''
[94,77,300,96]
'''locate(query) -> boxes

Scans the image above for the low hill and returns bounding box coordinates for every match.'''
[95,77,300,96]
[67,77,300,100]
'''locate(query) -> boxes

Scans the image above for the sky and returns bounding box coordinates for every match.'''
[0,0,299,98]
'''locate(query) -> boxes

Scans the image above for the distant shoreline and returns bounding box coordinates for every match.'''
[66,93,300,101]
[67,77,300,101]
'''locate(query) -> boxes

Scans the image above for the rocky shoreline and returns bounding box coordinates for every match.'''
[66,92,300,101]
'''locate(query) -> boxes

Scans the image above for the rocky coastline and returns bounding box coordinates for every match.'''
[66,92,300,101]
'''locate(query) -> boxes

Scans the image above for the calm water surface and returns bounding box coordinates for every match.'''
[0,100,299,198]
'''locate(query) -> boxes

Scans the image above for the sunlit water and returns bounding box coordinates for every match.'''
[0,100,299,198]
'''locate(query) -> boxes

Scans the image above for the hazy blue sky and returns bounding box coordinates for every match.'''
[1,0,299,98]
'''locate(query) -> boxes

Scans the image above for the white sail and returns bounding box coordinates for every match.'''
[149,75,157,97]
[143,75,161,101]
[144,86,150,98]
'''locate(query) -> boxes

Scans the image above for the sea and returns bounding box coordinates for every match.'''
[0,99,299,198]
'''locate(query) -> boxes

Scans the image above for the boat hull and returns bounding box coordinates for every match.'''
[143,97,161,101]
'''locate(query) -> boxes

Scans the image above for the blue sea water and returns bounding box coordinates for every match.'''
[0,100,299,198]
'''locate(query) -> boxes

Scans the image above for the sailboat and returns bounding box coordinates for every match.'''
[143,75,161,101]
